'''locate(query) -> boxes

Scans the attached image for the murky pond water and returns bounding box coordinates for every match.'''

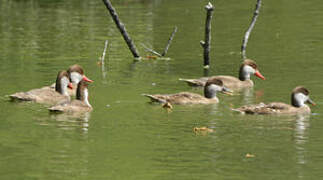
[1,0,323,179]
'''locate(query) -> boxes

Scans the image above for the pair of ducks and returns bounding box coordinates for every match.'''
[143,59,316,115]
[10,65,93,113]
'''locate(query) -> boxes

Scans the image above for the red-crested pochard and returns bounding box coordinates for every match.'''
[143,78,232,105]
[48,80,92,113]
[232,86,315,115]
[179,59,265,90]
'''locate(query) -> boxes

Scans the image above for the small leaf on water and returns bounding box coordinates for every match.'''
[245,153,255,158]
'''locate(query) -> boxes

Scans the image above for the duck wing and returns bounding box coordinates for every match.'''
[48,100,91,113]
[143,92,207,104]
[233,102,292,114]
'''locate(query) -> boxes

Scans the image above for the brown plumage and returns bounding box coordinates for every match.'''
[9,71,71,105]
[179,59,265,90]
[67,64,84,76]
[233,86,315,115]
[49,80,92,113]
[143,78,230,105]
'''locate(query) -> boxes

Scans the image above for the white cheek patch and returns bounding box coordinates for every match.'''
[61,77,69,86]
[294,93,308,107]
[60,77,70,96]
[83,88,91,107]
[70,72,82,84]
[208,84,222,92]
[243,65,256,75]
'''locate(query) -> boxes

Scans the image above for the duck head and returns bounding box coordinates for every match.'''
[204,78,232,99]
[67,64,93,84]
[55,70,73,96]
[76,80,92,107]
[291,86,315,107]
[239,59,265,81]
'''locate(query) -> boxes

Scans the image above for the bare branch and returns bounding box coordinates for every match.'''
[241,0,262,59]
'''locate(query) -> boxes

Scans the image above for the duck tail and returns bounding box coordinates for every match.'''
[9,92,33,101]
[48,106,64,113]
[142,94,166,104]
[178,78,203,87]
[231,108,245,114]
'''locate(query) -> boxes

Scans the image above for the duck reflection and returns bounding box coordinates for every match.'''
[49,112,91,133]
[294,114,310,165]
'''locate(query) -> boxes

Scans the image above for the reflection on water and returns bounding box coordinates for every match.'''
[294,114,310,165]
[48,112,91,133]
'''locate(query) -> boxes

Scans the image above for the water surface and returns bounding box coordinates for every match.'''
[1,0,323,179]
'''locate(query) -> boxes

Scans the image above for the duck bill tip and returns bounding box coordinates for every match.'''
[254,71,265,80]
[68,83,73,89]
[83,75,94,83]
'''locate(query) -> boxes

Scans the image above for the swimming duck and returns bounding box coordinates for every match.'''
[232,86,315,115]
[143,78,231,105]
[48,80,92,113]
[10,71,73,105]
[179,59,265,90]
[50,64,93,96]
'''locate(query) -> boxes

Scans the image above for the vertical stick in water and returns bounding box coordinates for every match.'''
[102,0,140,58]
[101,40,109,66]
[101,40,109,80]
[200,2,214,69]
[241,0,262,59]
[161,26,178,57]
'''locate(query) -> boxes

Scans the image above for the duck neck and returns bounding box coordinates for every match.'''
[291,93,306,108]
[77,86,91,107]
[239,65,253,81]
[70,72,82,85]
[55,77,69,96]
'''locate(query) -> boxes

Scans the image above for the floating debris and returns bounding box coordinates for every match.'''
[146,55,158,60]
[193,127,214,135]
[245,153,255,158]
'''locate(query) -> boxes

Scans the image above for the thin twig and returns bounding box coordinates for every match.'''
[161,26,178,56]
[141,43,162,57]
[241,0,262,59]
[102,0,140,58]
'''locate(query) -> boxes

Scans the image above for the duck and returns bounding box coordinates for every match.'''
[48,80,92,113]
[50,64,93,96]
[232,86,316,115]
[10,71,73,105]
[143,78,232,105]
[179,59,265,90]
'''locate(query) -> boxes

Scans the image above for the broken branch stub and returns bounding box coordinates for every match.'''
[201,2,214,69]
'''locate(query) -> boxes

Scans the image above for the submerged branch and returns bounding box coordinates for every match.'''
[102,0,140,58]
[141,43,162,57]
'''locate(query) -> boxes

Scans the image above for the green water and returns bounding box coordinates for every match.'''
[1,0,323,179]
